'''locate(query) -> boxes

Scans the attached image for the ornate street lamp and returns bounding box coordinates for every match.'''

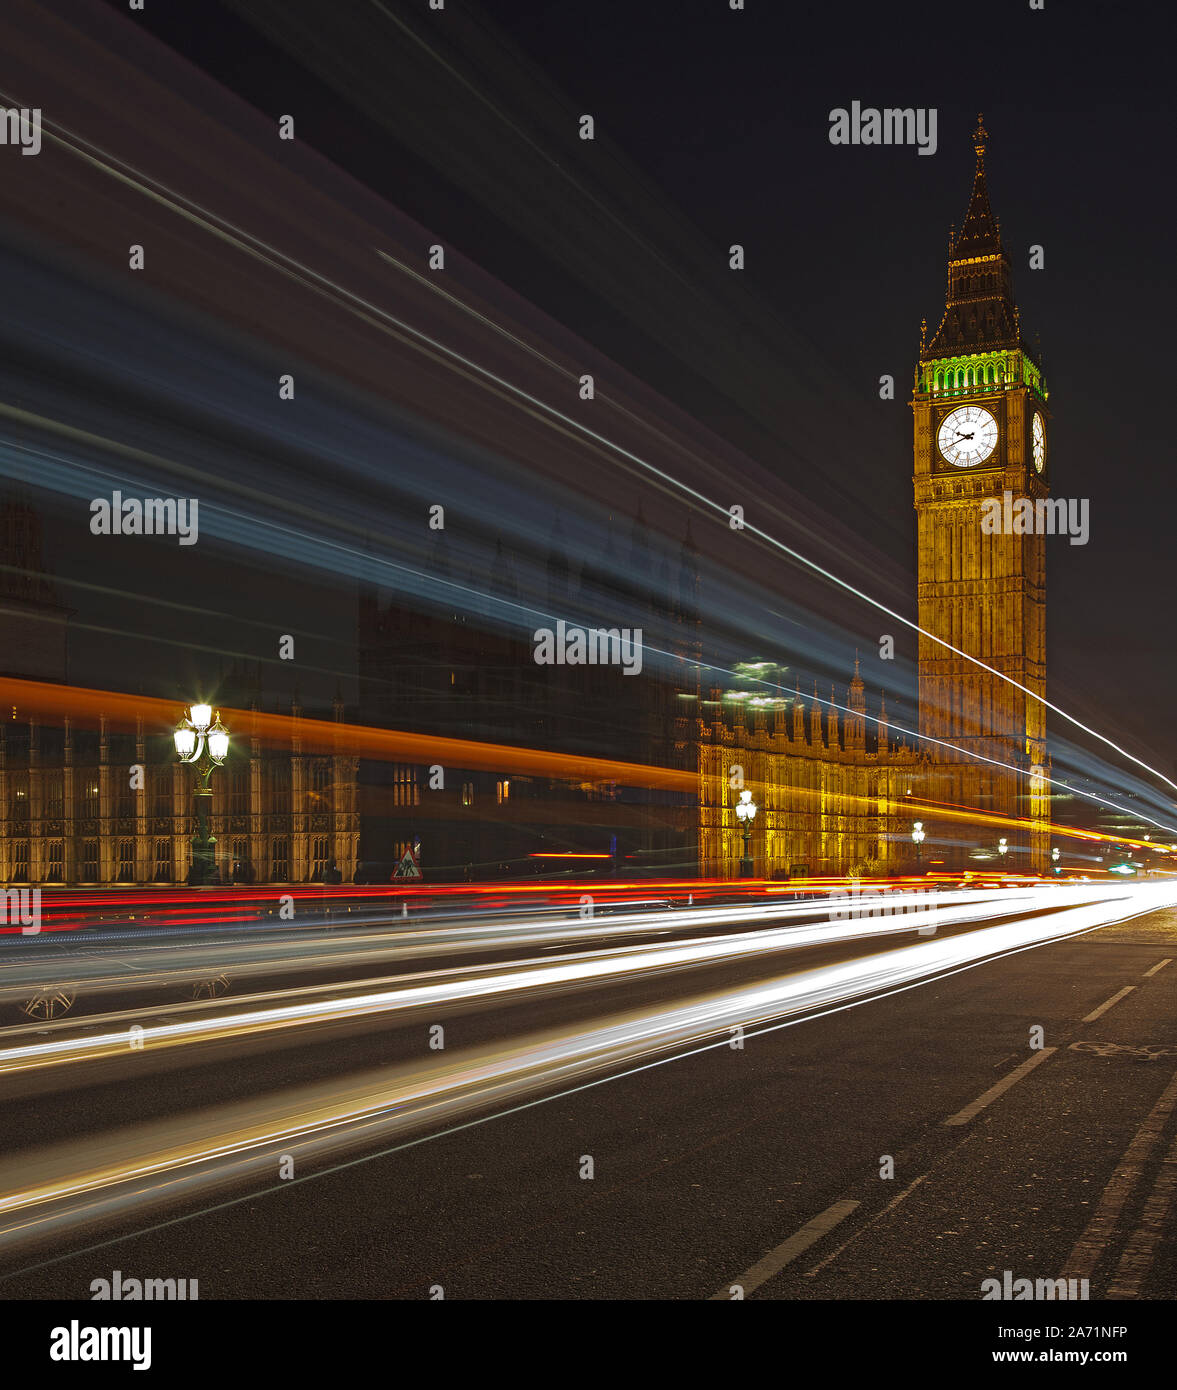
[174,704,230,885]
[735,788,757,878]
[998,837,1008,858]
[1051,846,1061,875]
[911,820,925,866]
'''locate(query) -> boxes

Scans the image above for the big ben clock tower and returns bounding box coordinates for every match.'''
[912,116,1049,872]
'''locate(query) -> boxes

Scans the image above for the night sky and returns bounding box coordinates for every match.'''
[8,0,1176,798]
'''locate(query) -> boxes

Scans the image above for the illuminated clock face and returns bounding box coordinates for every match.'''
[1032,411,1046,473]
[937,406,999,467]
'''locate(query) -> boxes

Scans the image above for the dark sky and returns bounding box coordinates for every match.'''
[447,0,1177,776]
[32,0,1177,790]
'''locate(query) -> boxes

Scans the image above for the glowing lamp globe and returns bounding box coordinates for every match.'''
[207,717,230,763]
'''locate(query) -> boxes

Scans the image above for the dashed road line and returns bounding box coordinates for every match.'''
[1082,986,1136,1023]
[804,1174,930,1279]
[802,1133,978,1279]
[711,1199,860,1299]
[943,1048,1057,1127]
[722,941,1174,1299]
[1059,1065,1177,1284]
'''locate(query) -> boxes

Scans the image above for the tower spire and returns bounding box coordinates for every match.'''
[924,114,1020,359]
[847,657,866,750]
[952,113,1001,259]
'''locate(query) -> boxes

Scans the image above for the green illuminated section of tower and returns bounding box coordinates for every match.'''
[917,349,1046,400]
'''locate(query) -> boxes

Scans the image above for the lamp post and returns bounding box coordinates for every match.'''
[998,837,1008,859]
[1051,846,1061,875]
[911,820,925,866]
[735,789,757,878]
[174,704,229,886]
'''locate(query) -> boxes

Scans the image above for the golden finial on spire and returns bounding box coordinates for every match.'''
[973,113,988,157]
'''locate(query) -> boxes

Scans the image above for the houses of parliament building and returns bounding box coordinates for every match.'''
[0,119,1050,885]
[701,116,1050,877]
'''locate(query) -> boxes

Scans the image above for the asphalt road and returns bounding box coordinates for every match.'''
[2,903,1176,1300]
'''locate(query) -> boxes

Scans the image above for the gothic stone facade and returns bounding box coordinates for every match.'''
[0,706,359,887]
[698,671,922,879]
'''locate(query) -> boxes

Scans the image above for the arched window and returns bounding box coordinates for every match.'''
[230,768,249,816]
[271,838,290,883]
[153,768,172,820]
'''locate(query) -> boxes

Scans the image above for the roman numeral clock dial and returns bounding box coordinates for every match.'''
[937,404,998,467]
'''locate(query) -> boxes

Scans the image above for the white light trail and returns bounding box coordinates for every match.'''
[7,92,1171,803]
[0,885,1072,1079]
[1,882,1172,1254]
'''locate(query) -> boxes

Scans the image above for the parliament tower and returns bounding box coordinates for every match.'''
[912,116,1050,871]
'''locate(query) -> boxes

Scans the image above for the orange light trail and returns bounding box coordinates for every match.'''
[2,677,695,793]
[3,677,1168,851]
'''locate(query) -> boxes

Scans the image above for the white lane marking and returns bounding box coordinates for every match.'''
[1060,1065,1177,1283]
[804,1163,939,1278]
[1142,958,1171,978]
[1105,1127,1177,1299]
[1,903,1161,1288]
[943,1048,1057,1127]
[1083,986,1135,1023]
[711,1199,860,1300]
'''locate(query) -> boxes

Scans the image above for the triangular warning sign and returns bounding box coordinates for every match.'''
[393,849,421,878]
